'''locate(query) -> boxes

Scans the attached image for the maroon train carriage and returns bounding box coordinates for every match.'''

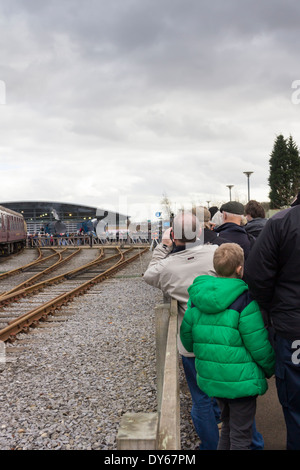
[0,205,27,256]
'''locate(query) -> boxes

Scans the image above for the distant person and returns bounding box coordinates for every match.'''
[192,206,229,246]
[244,200,267,238]
[271,191,300,219]
[210,210,224,229]
[245,204,300,450]
[214,201,253,259]
[291,192,300,206]
[208,206,219,219]
[181,243,275,450]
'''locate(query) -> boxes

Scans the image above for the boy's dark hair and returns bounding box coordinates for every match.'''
[245,200,265,219]
[213,243,244,277]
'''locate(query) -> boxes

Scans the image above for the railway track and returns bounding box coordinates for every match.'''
[0,247,84,297]
[0,246,148,343]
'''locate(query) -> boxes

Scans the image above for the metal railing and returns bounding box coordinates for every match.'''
[26,235,151,247]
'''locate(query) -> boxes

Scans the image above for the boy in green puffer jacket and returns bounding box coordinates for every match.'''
[180,243,275,450]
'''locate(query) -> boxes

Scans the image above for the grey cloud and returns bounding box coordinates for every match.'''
[1,0,300,214]
[2,0,298,108]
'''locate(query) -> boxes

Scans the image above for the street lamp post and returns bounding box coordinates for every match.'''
[226,185,234,201]
[243,172,253,202]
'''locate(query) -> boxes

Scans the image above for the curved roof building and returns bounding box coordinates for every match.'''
[0,201,129,234]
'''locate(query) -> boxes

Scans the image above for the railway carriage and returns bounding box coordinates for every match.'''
[0,205,27,255]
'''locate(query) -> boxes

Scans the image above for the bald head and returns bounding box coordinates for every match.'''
[222,211,243,225]
[172,211,201,244]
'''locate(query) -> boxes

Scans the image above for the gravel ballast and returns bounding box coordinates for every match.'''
[0,249,199,450]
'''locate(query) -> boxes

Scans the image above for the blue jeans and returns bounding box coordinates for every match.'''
[274,334,300,450]
[182,356,264,450]
[182,355,219,449]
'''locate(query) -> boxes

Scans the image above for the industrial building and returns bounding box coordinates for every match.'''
[0,201,129,235]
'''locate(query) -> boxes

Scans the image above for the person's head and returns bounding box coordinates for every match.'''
[211,210,224,228]
[171,210,201,245]
[208,206,219,219]
[291,192,300,207]
[213,243,244,279]
[220,201,245,226]
[245,200,265,221]
[191,206,211,229]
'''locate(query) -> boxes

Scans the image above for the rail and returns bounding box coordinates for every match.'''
[117,298,180,450]
[0,247,82,299]
[0,247,149,343]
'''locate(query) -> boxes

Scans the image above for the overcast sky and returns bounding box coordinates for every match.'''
[1,0,300,220]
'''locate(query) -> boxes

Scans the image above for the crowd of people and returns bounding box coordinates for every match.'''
[27,231,96,247]
[144,196,300,450]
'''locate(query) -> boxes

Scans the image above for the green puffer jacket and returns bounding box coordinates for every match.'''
[180,275,275,399]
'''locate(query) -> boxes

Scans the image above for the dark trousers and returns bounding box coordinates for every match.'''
[274,334,300,450]
[182,356,264,450]
[216,396,257,450]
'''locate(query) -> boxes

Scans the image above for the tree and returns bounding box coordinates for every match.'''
[287,135,300,198]
[160,192,174,221]
[268,134,300,208]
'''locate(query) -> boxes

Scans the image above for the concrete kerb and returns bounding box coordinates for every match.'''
[117,298,180,450]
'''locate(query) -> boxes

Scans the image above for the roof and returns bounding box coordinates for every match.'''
[0,201,128,223]
[0,204,24,218]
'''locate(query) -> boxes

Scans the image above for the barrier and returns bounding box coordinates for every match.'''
[26,235,151,247]
[156,298,180,450]
[117,298,180,450]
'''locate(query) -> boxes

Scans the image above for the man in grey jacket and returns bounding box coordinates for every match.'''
[144,210,220,449]
[144,211,217,358]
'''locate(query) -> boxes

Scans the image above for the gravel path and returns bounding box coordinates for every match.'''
[0,249,199,450]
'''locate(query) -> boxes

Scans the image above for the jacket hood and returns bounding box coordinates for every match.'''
[188,275,248,314]
[246,218,267,229]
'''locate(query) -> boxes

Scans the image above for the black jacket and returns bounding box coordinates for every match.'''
[214,222,252,259]
[203,228,230,245]
[245,218,267,238]
[245,206,300,339]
